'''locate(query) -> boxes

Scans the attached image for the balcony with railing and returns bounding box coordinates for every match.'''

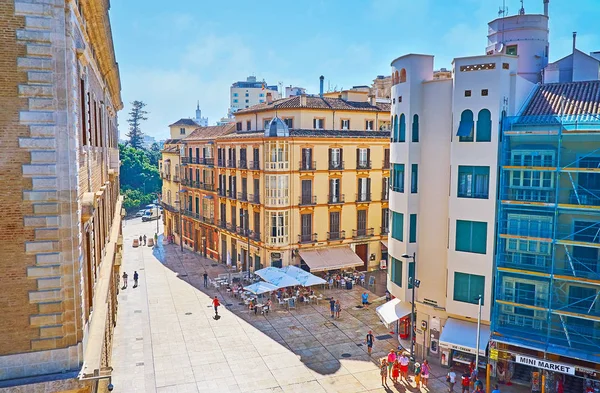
[357,160,372,170]
[227,189,237,199]
[567,188,600,207]
[328,194,345,204]
[200,215,214,225]
[201,157,214,166]
[299,161,316,171]
[217,187,227,197]
[218,219,227,229]
[173,175,180,183]
[249,161,260,170]
[217,158,226,167]
[238,191,248,202]
[298,233,317,244]
[356,192,371,203]
[380,226,389,235]
[238,160,247,169]
[353,228,374,238]
[200,183,215,192]
[181,157,190,165]
[184,210,200,220]
[299,195,317,206]
[327,230,345,241]
[249,194,260,204]
[250,230,260,241]
[237,226,250,236]
[227,159,236,168]
[181,178,190,187]
[328,161,344,171]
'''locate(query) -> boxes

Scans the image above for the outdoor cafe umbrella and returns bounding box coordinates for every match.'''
[254,267,301,288]
[243,281,279,295]
[280,265,326,287]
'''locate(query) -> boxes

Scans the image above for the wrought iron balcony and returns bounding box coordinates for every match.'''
[218,219,227,229]
[200,183,215,192]
[249,161,260,170]
[327,230,345,241]
[226,222,236,232]
[200,157,215,166]
[181,178,191,186]
[353,228,374,238]
[355,193,372,202]
[227,190,237,199]
[238,160,247,169]
[380,226,389,235]
[191,157,200,164]
[357,160,372,170]
[238,192,248,202]
[299,195,317,206]
[328,161,344,170]
[299,160,316,171]
[200,216,214,224]
[298,233,317,243]
[184,210,200,220]
[173,175,180,183]
[227,159,236,168]
[181,157,190,165]
[237,226,250,236]
[217,158,226,167]
[249,194,260,204]
[328,194,345,204]
[217,188,227,197]
[250,230,261,241]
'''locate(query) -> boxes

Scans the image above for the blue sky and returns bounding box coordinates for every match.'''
[110,0,599,140]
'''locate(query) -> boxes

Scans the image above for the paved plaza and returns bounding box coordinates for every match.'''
[110,219,494,393]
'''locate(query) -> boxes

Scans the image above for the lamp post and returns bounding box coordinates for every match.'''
[402,252,419,361]
[475,294,483,370]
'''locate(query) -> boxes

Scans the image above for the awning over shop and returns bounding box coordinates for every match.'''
[439,318,490,356]
[375,298,412,326]
[298,246,364,272]
[381,240,388,248]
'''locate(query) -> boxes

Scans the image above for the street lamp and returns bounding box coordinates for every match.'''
[475,294,483,371]
[402,252,419,361]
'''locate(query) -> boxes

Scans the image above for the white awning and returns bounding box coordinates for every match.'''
[299,246,364,272]
[439,318,490,356]
[381,240,388,248]
[375,298,412,326]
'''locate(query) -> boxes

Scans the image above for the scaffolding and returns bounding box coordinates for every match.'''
[493,114,600,364]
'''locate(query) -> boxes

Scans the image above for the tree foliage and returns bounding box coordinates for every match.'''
[126,100,148,149]
[119,143,161,211]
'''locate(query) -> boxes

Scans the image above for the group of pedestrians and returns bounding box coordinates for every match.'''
[138,233,158,247]
[121,271,139,289]
[379,350,431,387]
[329,297,342,318]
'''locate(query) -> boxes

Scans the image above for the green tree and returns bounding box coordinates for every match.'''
[119,143,161,212]
[146,142,161,166]
[126,100,148,149]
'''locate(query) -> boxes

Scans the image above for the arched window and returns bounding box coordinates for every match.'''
[393,114,398,142]
[412,114,419,142]
[399,113,406,142]
[476,109,492,142]
[394,71,399,85]
[457,110,474,142]
[400,69,407,83]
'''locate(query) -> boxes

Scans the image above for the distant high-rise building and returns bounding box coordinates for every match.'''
[230,76,280,113]
[285,86,306,97]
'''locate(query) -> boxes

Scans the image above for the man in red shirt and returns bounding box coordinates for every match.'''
[212,296,220,316]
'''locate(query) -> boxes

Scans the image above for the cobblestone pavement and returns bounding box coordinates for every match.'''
[111,219,527,393]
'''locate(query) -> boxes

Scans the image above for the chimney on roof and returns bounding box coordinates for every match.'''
[319,75,324,97]
[543,0,549,16]
[300,94,307,107]
[573,32,577,53]
[266,92,273,105]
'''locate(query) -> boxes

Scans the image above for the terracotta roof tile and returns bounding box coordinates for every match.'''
[522,81,600,120]
[234,96,390,115]
[183,123,236,142]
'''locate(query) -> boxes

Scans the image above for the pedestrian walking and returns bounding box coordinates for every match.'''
[334,300,341,319]
[212,296,220,316]
[462,371,471,393]
[138,235,142,245]
[399,352,410,382]
[447,367,457,392]
[414,362,422,388]
[361,291,369,307]
[380,359,388,386]
[421,359,430,388]
[474,378,484,392]
[122,271,128,289]
[392,359,400,383]
[329,298,335,318]
[365,330,374,356]
[143,234,147,245]
[133,271,139,288]
[385,290,392,302]
[203,272,208,287]
[154,232,158,246]
[387,349,396,376]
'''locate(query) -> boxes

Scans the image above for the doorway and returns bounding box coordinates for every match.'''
[355,243,368,271]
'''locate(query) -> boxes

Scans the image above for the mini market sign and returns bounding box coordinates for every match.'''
[516,355,575,375]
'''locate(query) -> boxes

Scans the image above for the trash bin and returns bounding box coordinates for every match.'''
[346,281,353,290]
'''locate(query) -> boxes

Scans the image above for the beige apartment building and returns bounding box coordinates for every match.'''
[0,1,123,392]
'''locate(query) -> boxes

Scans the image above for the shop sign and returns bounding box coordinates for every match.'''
[440,342,479,356]
[489,349,499,361]
[515,355,575,375]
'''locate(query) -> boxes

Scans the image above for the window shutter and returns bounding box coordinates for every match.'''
[328,148,332,165]
[367,148,371,165]
[347,120,350,129]
[367,178,371,198]
[340,148,343,164]
[329,179,333,196]
[356,149,360,166]
[314,119,317,129]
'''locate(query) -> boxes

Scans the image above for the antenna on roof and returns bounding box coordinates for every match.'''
[519,0,525,15]
[498,0,507,17]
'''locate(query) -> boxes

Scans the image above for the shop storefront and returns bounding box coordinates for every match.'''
[439,318,490,370]
[376,298,412,342]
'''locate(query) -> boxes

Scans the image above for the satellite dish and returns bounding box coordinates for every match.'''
[496,42,504,53]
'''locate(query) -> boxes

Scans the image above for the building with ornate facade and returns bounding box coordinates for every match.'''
[161,90,391,273]
[0,0,123,392]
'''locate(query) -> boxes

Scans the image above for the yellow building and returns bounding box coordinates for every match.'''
[165,93,391,273]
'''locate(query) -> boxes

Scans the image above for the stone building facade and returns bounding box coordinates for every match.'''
[0,1,123,391]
